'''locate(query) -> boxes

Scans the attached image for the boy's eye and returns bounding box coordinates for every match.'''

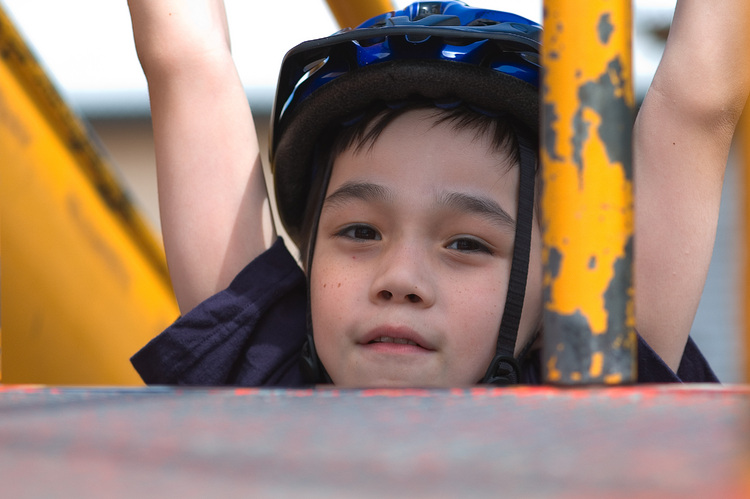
[337,224,381,241]
[447,237,492,254]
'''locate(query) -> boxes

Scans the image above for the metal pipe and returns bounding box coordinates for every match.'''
[541,0,636,384]
[743,107,750,384]
[325,0,396,29]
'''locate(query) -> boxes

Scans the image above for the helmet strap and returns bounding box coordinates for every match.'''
[481,130,536,385]
[300,148,335,385]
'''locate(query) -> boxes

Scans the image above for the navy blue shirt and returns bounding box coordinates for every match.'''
[132,238,719,386]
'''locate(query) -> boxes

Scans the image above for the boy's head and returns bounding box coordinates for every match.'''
[270,1,542,386]
[310,104,543,386]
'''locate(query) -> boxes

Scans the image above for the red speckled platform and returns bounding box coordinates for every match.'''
[1,385,748,498]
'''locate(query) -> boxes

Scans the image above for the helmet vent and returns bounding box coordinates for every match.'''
[415,2,444,20]
[467,18,499,27]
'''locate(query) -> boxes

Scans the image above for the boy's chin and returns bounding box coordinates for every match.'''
[328,371,477,389]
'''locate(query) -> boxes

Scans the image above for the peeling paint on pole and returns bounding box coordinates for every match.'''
[541,0,636,384]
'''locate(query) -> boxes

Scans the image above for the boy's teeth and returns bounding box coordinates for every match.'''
[374,336,417,346]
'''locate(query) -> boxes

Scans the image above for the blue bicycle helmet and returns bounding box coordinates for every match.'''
[270,1,541,385]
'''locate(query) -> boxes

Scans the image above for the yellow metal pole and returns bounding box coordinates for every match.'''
[325,0,396,28]
[0,7,179,384]
[541,0,636,384]
[743,106,750,384]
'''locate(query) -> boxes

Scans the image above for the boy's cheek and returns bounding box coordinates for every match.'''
[310,262,365,316]
[311,258,358,294]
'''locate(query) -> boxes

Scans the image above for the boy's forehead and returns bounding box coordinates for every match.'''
[341,108,519,163]
[327,123,519,213]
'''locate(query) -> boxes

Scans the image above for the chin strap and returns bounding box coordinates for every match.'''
[483,355,522,385]
[480,130,536,386]
[300,331,332,384]
[300,146,335,385]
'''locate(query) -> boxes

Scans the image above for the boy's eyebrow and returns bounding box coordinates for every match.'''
[323,181,393,207]
[438,191,516,231]
[323,181,516,230]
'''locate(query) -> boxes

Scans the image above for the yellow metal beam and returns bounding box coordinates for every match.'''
[325,0,396,28]
[0,6,178,384]
[541,0,636,384]
[744,105,750,384]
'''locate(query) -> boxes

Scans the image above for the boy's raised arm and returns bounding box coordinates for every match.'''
[128,0,275,314]
[634,0,750,370]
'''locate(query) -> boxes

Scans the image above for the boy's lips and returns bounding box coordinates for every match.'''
[359,326,435,351]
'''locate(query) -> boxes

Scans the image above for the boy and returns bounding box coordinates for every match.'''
[127,0,748,386]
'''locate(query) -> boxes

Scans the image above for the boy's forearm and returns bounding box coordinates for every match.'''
[128,0,232,79]
[650,0,750,127]
[128,0,273,314]
[633,0,749,370]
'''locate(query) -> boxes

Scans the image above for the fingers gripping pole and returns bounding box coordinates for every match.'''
[541,0,636,384]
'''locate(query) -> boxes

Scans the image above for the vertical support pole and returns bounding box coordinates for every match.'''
[325,0,396,28]
[743,107,750,384]
[541,0,636,384]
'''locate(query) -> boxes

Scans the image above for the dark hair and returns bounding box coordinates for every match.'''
[298,99,532,266]
[331,100,521,168]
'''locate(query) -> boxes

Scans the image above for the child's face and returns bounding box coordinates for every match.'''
[310,109,543,387]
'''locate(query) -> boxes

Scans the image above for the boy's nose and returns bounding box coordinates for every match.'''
[370,243,435,307]
[377,290,423,303]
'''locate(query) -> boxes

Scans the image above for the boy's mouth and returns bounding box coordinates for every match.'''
[360,327,434,351]
[369,336,419,346]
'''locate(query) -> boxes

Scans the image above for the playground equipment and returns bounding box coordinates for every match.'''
[541,0,635,383]
[0,0,746,384]
[0,6,179,384]
[0,1,748,495]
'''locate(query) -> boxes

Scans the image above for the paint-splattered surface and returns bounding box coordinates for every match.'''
[1,385,748,498]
